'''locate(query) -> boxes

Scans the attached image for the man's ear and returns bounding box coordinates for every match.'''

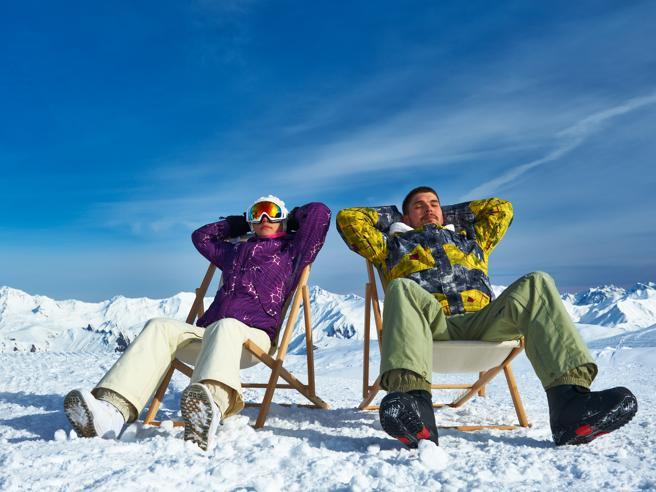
[401,215,412,226]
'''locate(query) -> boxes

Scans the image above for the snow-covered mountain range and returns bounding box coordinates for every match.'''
[1,281,655,354]
[562,282,656,327]
[0,285,371,354]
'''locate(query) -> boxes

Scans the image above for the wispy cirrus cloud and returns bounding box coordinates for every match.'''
[274,101,556,186]
[461,91,656,200]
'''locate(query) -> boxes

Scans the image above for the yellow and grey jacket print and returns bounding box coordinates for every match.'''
[336,198,513,316]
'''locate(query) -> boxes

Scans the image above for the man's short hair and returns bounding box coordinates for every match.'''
[402,186,440,215]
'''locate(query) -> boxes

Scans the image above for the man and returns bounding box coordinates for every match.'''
[336,186,637,447]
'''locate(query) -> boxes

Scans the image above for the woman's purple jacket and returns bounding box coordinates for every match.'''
[191,202,331,341]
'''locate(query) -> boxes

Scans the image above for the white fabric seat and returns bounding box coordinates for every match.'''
[432,340,522,374]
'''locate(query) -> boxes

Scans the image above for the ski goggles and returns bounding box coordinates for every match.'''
[247,201,287,223]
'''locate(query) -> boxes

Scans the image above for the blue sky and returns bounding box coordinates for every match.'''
[1,1,655,301]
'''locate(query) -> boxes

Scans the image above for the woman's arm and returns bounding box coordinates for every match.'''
[289,202,331,269]
[191,215,250,269]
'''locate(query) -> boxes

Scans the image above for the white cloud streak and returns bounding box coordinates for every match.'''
[276,103,552,186]
[461,91,656,200]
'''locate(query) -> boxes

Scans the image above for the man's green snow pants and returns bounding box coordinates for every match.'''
[380,271,597,392]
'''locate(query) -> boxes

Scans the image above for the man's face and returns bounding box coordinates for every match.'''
[403,191,443,228]
[252,216,284,237]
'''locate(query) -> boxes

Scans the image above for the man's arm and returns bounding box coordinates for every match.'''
[289,202,331,269]
[191,215,250,269]
[335,207,389,265]
[467,198,514,256]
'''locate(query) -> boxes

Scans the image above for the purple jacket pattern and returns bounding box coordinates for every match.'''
[191,202,331,340]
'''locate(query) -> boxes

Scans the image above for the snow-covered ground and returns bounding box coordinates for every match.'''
[1,284,655,490]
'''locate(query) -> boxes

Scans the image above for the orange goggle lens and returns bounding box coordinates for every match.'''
[247,201,285,223]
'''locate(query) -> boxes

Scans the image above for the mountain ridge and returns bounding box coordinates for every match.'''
[2,281,655,353]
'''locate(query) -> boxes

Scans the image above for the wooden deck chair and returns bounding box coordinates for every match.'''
[142,262,329,429]
[359,260,530,431]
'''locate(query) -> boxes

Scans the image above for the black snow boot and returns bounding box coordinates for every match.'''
[379,390,439,448]
[547,385,637,446]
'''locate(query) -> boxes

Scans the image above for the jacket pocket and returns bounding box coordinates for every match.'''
[460,289,490,312]
[389,244,435,279]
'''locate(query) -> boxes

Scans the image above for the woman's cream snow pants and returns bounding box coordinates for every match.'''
[95,317,271,419]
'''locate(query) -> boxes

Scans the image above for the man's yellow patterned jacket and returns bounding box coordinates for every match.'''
[336,198,513,316]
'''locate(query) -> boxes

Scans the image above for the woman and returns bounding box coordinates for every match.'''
[64,195,331,450]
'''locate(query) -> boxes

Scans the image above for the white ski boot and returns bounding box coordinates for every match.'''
[180,383,221,451]
[64,389,125,439]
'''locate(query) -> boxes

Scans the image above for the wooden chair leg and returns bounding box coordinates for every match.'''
[504,364,529,427]
[478,372,486,397]
[143,363,176,425]
[276,364,329,408]
[450,367,498,408]
[450,345,525,408]
[365,260,383,350]
[244,336,329,421]
[302,285,316,397]
[358,376,382,410]
[254,360,283,429]
[363,283,372,399]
